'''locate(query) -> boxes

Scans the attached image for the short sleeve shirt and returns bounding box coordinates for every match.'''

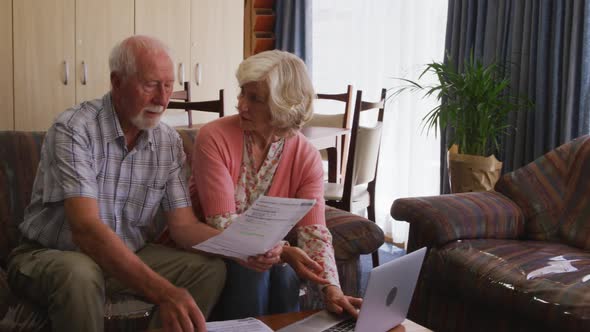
[18,93,191,252]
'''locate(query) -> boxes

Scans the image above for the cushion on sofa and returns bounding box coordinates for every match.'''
[324,206,384,260]
[0,267,9,317]
[0,132,46,267]
[392,191,524,249]
[560,137,590,250]
[495,135,589,241]
[177,128,199,170]
[425,239,590,330]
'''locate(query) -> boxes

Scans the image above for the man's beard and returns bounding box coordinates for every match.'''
[131,105,164,130]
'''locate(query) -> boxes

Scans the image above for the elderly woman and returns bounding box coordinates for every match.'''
[189,50,361,319]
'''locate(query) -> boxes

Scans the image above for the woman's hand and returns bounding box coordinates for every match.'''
[281,246,330,285]
[323,285,363,318]
[236,242,283,272]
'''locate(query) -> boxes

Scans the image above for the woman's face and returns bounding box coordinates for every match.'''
[236,81,273,135]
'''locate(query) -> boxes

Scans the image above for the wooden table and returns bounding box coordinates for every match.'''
[300,126,349,183]
[258,310,432,331]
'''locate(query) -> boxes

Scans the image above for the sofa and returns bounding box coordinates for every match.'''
[392,135,590,332]
[0,129,384,331]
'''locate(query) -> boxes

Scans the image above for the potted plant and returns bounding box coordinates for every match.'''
[392,54,531,192]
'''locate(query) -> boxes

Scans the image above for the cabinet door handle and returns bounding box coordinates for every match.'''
[178,62,185,85]
[63,61,69,85]
[194,63,201,86]
[82,61,88,85]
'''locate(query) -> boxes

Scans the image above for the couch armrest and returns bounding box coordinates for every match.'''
[0,266,11,318]
[391,191,525,251]
[325,206,384,260]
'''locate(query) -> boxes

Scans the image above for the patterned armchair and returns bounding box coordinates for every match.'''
[0,129,383,331]
[392,135,590,332]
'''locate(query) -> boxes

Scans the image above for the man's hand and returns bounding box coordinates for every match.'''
[323,285,363,318]
[236,242,283,272]
[158,286,206,332]
[281,246,330,285]
[65,199,208,331]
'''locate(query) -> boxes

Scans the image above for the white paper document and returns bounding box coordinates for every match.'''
[206,317,273,332]
[193,195,316,260]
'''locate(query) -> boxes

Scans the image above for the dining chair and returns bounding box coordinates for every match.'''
[168,84,224,128]
[324,88,387,267]
[170,81,191,103]
[307,85,355,183]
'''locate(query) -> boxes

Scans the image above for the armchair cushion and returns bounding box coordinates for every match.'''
[425,239,590,330]
[0,132,45,267]
[495,135,589,241]
[391,191,524,250]
[496,136,590,249]
[559,137,590,250]
[325,206,384,260]
[0,267,9,317]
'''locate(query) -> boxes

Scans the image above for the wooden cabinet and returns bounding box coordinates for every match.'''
[13,0,76,131]
[135,0,191,91]
[136,0,243,125]
[6,0,242,130]
[191,0,243,113]
[0,0,13,130]
[75,0,134,103]
[12,0,133,131]
[135,0,192,127]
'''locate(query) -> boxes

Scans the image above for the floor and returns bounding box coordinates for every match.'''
[359,242,406,295]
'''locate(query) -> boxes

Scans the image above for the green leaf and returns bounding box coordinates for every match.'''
[389,51,533,156]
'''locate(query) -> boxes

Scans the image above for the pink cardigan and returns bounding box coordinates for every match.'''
[189,115,326,228]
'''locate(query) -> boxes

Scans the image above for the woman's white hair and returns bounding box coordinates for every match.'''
[236,50,315,134]
[109,35,173,80]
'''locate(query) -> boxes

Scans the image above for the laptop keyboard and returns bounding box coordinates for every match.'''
[322,318,356,332]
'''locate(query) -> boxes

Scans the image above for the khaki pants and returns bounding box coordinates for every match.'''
[7,241,226,332]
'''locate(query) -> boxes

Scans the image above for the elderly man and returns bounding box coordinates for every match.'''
[7,35,281,332]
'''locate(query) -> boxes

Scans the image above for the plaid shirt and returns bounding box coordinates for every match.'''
[19,93,191,252]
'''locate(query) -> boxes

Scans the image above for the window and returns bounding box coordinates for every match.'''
[312,0,448,246]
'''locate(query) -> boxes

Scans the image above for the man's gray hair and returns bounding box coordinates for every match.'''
[109,35,173,79]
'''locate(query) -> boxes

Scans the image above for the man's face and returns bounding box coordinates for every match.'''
[113,49,175,130]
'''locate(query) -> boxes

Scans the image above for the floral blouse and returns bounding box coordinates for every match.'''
[205,132,340,287]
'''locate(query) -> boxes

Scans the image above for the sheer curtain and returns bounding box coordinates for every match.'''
[312,0,448,246]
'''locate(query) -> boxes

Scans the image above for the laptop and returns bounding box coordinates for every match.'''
[277,247,427,332]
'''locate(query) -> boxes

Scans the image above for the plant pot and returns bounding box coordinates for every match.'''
[447,145,503,193]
